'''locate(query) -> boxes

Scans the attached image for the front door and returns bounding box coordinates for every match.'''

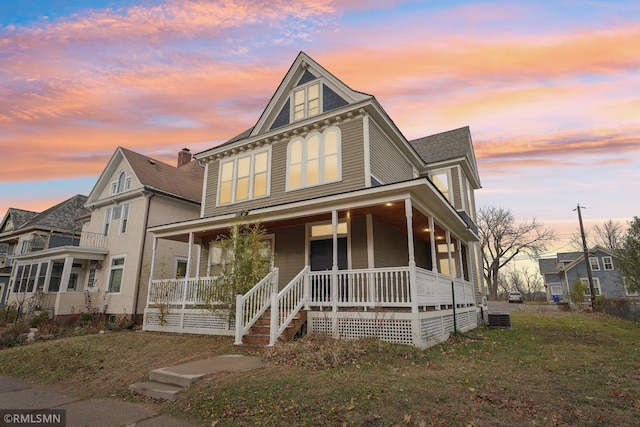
[310,238,347,302]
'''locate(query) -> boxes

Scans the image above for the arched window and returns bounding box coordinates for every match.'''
[287,127,341,190]
[117,171,126,193]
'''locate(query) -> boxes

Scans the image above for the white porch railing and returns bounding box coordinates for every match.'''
[307,267,475,309]
[234,268,279,345]
[147,276,228,308]
[269,266,310,346]
[146,266,476,344]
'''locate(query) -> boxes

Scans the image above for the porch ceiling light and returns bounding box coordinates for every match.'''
[385,202,393,206]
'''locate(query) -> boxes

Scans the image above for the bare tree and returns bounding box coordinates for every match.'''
[503,266,543,301]
[570,219,625,251]
[478,206,557,300]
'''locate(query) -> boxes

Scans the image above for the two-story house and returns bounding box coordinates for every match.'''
[538,246,632,302]
[4,147,203,323]
[1,197,90,312]
[1,209,40,306]
[143,52,483,349]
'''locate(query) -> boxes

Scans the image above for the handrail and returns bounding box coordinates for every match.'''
[270,266,310,346]
[234,268,279,345]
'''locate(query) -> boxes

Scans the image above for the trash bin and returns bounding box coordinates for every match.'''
[552,295,559,303]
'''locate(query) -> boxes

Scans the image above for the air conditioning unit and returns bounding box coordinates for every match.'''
[488,312,511,329]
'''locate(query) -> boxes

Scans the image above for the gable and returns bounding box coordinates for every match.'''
[0,209,39,233]
[252,52,370,137]
[86,147,204,207]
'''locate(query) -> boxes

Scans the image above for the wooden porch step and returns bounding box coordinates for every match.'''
[239,309,307,348]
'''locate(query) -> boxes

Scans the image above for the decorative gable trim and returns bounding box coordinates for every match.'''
[197,108,367,163]
[250,52,370,138]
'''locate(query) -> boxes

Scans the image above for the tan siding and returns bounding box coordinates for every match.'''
[350,216,368,269]
[372,218,408,267]
[274,225,306,288]
[203,119,365,217]
[369,121,414,184]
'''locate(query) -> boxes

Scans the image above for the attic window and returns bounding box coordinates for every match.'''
[111,171,132,195]
[293,81,320,121]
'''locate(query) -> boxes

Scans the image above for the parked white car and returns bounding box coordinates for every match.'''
[508,291,524,303]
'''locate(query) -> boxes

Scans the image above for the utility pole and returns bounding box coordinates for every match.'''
[575,204,596,309]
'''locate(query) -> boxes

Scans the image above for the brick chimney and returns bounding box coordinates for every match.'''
[177,148,192,167]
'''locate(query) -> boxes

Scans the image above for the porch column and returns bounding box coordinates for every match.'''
[456,239,463,280]
[149,236,158,281]
[331,210,339,337]
[366,214,374,268]
[196,241,202,278]
[404,199,419,314]
[146,236,159,310]
[186,232,194,279]
[446,231,454,278]
[60,256,74,292]
[429,216,437,272]
[55,256,73,315]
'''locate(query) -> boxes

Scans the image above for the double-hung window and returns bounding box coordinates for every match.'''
[293,82,320,121]
[120,204,129,234]
[580,278,601,297]
[602,256,614,270]
[218,148,271,205]
[589,256,600,271]
[107,257,125,293]
[104,208,112,236]
[287,127,341,190]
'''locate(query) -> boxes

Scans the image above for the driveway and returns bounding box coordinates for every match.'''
[488,300,560,313]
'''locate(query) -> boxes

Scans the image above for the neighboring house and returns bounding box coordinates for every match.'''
[1,197,90,312]
[0,208,38,307]
[1,208,40,307]
[4,147,203,323]
[538,246,633,302]
[144,52,484,349]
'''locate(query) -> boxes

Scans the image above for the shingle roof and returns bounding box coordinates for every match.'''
[120,147,204,203]
[20,194,89,232]
[409,126,472,163]
[557,252,582,263]
[538,258,560,275]
[2,208,39,231]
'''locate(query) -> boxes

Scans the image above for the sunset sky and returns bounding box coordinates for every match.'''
[1,0,639,258]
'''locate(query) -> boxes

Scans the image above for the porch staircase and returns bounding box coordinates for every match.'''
[238,309,307,348]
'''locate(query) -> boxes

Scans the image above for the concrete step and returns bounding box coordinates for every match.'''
[128,381,183,400]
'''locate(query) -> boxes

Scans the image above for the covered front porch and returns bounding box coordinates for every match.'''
[6,232,108,318]
[143,179,481,348]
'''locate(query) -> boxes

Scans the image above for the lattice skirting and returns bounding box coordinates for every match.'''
[143,308,235,335]
[308,307,478,349]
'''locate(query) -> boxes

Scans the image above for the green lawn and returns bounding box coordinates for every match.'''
[1,311,639,426]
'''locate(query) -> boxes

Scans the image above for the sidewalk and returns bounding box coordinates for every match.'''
[0,354,264,426]
[0,377,199,427]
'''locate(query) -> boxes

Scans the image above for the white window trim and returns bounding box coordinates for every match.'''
[291,80,322,122]
[175,256,188,279]
[549,284,563,295]
[602,256,614,271]
[429,168,453,203]
[580,277,601,296]
[589,256,600,271]
[119,203,130,234]
[107,255,126,294]
[103,208,112,236]
[216,146,272,206]
[286,127,342,191]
